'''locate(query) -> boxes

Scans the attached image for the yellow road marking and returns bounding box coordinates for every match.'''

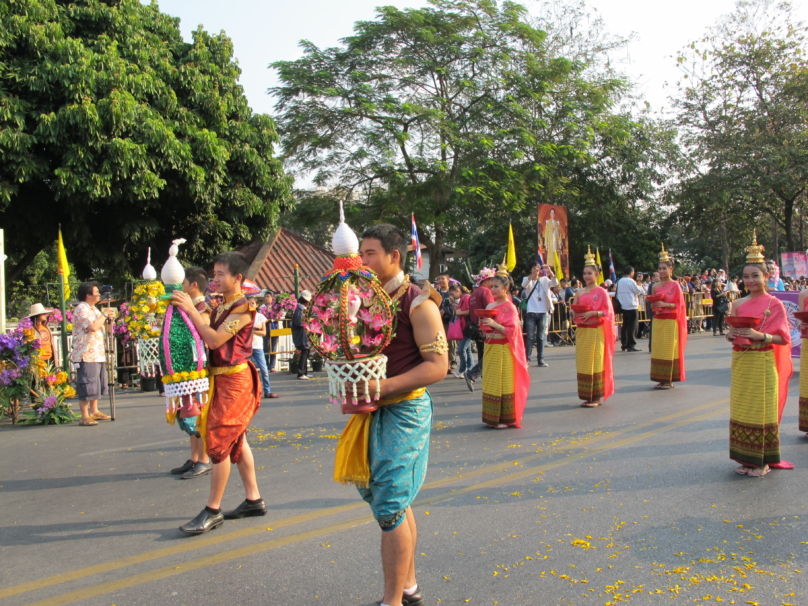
[13,399,729,606]
[2,397,726,601]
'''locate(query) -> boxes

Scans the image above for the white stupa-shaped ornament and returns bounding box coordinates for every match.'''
[161,238,187,292]
[332,201,359,256]
[142,247,157,280]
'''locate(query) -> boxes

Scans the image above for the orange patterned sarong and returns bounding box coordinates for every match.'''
[206,362,261,464]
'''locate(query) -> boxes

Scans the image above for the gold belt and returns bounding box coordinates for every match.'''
[377,387,426,407]
[209,363,249,376]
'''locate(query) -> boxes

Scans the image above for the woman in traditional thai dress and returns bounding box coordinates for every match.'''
[798,287,808,436]
[571,247,615,407]
[727,233,792,477]
[479,271,530,428]
[649,245,688,389]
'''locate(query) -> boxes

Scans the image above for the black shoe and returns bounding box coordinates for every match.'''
[626,347,641,352]
[170,459,195,475]
[179,508,223,534]
[403,585,425,606]
[223,499,268,520]
[181,461,213,479]
[537,362,549,368]
[464,373,475,392]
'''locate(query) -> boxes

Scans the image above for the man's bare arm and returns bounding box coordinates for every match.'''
[378,300,448,400]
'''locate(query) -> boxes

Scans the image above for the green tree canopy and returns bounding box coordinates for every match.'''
[275,0,678,280]
[0,0,291,281]
[670,0,808,263]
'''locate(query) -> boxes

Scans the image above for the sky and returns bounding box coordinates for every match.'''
[153,0,808,119]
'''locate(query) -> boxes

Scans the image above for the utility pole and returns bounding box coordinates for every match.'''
[0,229,5,333]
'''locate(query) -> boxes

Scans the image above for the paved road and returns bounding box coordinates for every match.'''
[2,333,808,606]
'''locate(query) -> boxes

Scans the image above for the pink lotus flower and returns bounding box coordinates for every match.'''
[358,287,374,300]
[314,292,336,308]
[361,333,384,349]
[304,318,324,334]
[320,333,339,353]
[361,312,385,331]
[313,306,334,323]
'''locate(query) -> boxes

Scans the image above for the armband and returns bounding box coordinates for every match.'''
[223,319,240,335]
[419,330,449,355]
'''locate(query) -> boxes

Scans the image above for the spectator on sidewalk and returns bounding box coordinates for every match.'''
[616,266,643,352]
[71,282,115,426]
[292,291,313,380]
[520,262,558,367]
[248,296,278,399]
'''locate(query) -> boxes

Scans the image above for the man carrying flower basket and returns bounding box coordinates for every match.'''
[351,224,448,606]
[170,252,265,535]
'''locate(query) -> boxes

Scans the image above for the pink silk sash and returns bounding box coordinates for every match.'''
[492,300,529,427]
[732,294,792,421]
[577,287,615,401]
[653,281,688,381]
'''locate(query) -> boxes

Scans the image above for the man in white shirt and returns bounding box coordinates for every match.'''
[725,276,739,292]
[248,296,278,399]
[521,262,558,367]
[616,265,644,352]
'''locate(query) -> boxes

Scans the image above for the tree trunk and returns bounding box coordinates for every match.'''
[7,248,43,283]
[719,216,730,275]
[429,224,445,281]
[771,214,779,261]
[784,197,794,254]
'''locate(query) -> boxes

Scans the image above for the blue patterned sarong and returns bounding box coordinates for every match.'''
[176,414,198,437]
[357,391,433,531]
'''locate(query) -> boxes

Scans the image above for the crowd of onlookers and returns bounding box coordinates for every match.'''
[431,258,808,375]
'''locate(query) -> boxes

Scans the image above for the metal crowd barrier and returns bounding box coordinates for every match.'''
[543,288,744,345]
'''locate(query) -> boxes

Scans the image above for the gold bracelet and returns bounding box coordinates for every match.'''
[223,319,240,335]
[764,333,773,344]
[419,331,449,355]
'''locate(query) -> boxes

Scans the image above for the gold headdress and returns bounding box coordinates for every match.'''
[496,255,509,278]
[658,243,671,263]
[746,229,765,264]
[583,245,597,267]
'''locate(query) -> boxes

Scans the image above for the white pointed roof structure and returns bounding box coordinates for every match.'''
[161,238,186,286]
[332,201,359,256]
[142,247,157,280]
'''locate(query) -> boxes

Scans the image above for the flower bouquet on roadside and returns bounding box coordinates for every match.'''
[22,362,79,425]
[303,205,395,413]
[0,318,41,423]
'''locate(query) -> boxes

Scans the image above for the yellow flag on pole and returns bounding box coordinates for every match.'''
[596,248,603,271]
[554,250,564,281]
[506,224,517,272]
[57,228,71,300]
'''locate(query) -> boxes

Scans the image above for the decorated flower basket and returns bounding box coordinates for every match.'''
[156,240,210,422]
[303,205,396,413]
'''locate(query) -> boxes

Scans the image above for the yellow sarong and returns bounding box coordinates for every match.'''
[800,339,808,433]
[482,342,515,426]
[730,349,780,467]
[650,319,680,383]
[576,327,605,401]
[334,388,426,487]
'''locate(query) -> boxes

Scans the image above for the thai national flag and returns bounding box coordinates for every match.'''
[536,249,545,268]
[608,249,617,283]
[411,214,422,270]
